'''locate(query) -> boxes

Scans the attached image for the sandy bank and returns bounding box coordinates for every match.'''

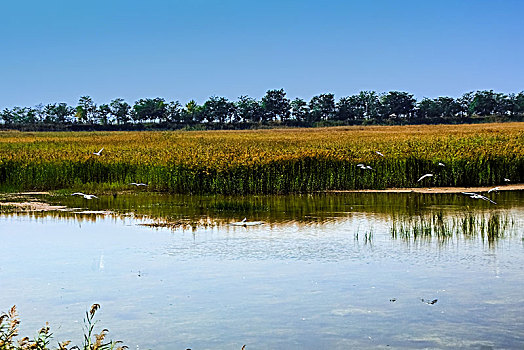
[326,184,524,194]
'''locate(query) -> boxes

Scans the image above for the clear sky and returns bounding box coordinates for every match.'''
[1,0,523,108]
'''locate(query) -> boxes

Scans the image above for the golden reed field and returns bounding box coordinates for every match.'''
[0,123,523,194]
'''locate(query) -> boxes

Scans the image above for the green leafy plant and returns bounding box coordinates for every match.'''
[0,305,126,350]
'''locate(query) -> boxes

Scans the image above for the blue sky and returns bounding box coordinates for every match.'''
[1,0,523,108]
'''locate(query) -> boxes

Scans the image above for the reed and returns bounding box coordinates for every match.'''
[391,211,514,242]
[0,304,125,350]
[1,123,523,194]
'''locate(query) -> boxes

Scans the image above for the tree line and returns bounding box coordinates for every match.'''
[1,89,524,130]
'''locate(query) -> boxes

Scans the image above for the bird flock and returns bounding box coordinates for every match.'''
[369,151,505,205]
[70,148,148,199]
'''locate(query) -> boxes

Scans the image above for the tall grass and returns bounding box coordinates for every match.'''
[0,304,126,350]
[1,123,523,194]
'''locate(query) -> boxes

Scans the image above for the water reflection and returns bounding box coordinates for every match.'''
[2,191,522,239]
[1,192,524,349]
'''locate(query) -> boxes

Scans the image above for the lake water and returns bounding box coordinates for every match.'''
[1,192,523,349]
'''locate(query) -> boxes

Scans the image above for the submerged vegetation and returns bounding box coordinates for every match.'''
[0,304,126,350]
[0,123,523,194]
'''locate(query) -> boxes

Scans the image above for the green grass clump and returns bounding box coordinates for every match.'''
[0,304,126,350]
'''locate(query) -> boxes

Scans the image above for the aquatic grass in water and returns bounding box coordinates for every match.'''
[391,211,514,243]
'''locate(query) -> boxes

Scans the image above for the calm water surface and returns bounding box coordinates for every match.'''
[1,192,523,349]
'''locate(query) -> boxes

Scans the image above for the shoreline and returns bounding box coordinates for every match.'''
[2,184,524,197]
[325,184,524,194]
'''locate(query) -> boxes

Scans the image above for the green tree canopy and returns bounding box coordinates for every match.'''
[290,98,309,122]
[110,98,131,124]
[381,91,416,119]
[261,89,290,122]
[133,98,167,123]
[309,93,336,122]
[237,96,263,123]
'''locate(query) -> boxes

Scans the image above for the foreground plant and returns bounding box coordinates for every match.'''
[0,304,127,350]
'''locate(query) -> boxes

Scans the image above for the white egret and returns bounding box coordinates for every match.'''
[504,178,511,182]
[129,182,148,187]
[487,187,500,193]
[357,164,373,170]
[230,218,263,226]
[92,148,104,156]
[438,162,445,167]
[417,174,433,182]
[375,151,384,157]
[462,192,497,204]
[72,192,98,199]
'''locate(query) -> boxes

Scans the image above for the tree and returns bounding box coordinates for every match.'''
[290,98,309,122]
[97,104,112,125]
[381,91,416,119]
[493,93,512,116]
[469,90,511,116]
[43,103,74,124]
[166,101,183,123]
[469,90,495,116]
[458,92,474,118]
[110,98,131,124]
[309,93,336,122]
[0,106,39,124]
[33,104,45,123]
[236,96,263,123]
[76,96,96,124]
[436,97,461,119]
[357,91,381,120]
[417,98,440,119]
[133,98,167,123]
[182,100,203,123]
[0,108,15,124]
[202,96,236,124]
[261,89,290,122]
[336,96,356,121]
[515,92,524,116]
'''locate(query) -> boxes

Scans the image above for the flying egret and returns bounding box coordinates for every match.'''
[129,182,148,187]
[462,192,497,204]
[375,151,384,157]
[504,178,511,182]
[417,174,433,182]
[487,187,500,193]
[92,148,104,156]
[357,164,373,170]
[72,192,98,199]
[438,162,445,167]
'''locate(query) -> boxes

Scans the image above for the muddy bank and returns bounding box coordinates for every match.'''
[0,201,67,211]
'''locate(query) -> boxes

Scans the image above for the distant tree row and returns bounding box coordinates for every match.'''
[2,89,524,129]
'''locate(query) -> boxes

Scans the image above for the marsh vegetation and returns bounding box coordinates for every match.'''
[1,123,523,194]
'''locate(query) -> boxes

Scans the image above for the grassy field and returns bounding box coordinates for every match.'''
[0,123,523,194]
